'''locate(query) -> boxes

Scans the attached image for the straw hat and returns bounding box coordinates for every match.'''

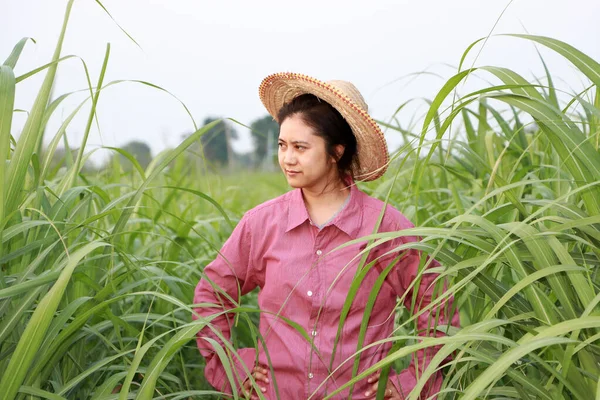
[259,72,389,181]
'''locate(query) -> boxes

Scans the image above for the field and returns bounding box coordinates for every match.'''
[2,1,600,399]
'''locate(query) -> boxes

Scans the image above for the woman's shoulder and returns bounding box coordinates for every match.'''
[359,191,414,231]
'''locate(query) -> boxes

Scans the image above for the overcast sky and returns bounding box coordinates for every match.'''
[2,0,599,163]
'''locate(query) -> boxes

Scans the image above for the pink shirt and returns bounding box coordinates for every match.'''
[193,183,459,399]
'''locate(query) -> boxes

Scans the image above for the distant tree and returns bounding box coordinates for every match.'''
[198,117,238,168]
[235,152,255,169]
[45,146,96,174]
[250,115,279,167]
[119,140,152,170]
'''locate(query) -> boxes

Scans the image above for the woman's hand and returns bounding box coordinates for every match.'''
[364,371,403,399]
[240,365,269,400]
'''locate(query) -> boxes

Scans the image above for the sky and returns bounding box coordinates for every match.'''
[2,0,599,164]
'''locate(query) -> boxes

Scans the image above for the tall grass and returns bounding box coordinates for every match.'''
[1,1,600,399]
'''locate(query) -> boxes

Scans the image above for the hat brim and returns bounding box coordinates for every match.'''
[259,72,389,182]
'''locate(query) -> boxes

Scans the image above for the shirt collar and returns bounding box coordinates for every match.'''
[285,179,364,239]
[286,188,310,232]
[329,182,363,239]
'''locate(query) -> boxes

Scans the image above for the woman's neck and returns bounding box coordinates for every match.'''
[301,179,350,226]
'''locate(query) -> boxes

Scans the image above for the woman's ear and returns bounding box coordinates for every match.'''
[332,144,345,162]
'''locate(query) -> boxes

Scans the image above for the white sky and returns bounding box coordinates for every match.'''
[3,0,599,164]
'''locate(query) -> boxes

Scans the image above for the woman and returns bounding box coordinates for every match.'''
[193,73,459,399]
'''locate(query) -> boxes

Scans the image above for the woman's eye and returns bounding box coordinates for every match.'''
[296,146,305,150]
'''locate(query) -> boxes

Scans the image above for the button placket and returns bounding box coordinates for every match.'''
[307,233,326,395]
[306,233,321,396]
[309,234,325,320]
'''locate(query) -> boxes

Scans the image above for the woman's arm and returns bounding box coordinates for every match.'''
[192,214,259,394]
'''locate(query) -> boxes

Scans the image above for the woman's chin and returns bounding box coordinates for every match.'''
[286,179,303,188]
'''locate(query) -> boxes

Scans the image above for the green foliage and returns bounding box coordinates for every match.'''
[2,2,600,399]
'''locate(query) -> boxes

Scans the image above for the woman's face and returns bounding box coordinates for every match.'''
[278,114,339,191]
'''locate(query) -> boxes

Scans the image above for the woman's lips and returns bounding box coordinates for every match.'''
[285,170,300,176]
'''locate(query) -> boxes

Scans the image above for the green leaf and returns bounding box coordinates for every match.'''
[0,65,16,231]
[3,37,36,69]
[0,241,107,400]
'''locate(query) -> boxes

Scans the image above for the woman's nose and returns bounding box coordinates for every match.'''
[283,149,296,164]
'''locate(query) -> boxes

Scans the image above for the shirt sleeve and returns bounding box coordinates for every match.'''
[385,228,460,399]
[192,214,259,394]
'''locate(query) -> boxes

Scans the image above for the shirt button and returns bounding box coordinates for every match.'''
[308,373,314,379]
[316,249,322,256]
[307,290,313,297]
[311,330,317,336]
